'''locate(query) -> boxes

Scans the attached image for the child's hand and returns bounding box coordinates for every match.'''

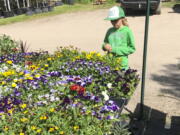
[104,44,112,52]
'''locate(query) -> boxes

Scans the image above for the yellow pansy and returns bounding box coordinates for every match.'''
[49,108,55,112]
[54,126,59,130]
[10,70,15,75]
[31,126,36,130]
[36,129,42,133]
[48,128,55,132]
[73,126,79,130]
[24,73,30,78]
[28,76,33,80]
[40,116,47,120]
[44,64,49,67]
[19,72,24,75]
[20,104,27,109]
[1,81,6,85]
[23,110,28,114]
[8,109,14,114]
[47,58,52,61]
[19,133,24,135]
[115,67,119,70]
[59,131,64,135]
[6,60,13,64]
[90,51,96,55]
[12,83,17,88]
[30,65,36,69]
[13,79,18,83]
[86,54,92,60]
[75,56,80,59]
[18,79,23,83]
[4,126,8,131]
[97,53,101,57]
[20,118,28,122]
[35,74,41,78]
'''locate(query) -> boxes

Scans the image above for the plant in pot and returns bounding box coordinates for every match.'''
[14,0,23,15]
[2,0,14,17]
[25,0,34,15]
[55,0,63,6]
[34,0,42,14]
[47,1,54,12]
[41,0,48,12]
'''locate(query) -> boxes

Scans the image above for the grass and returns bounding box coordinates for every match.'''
[0,3,115,26]
[162,1,180,8]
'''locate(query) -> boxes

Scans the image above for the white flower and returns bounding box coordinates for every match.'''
[42,101,48,104]
[3,66,8,71]
[55,97,60,101]
[16,67,21,72]
[102,91,109,101]
[107,83,112,89]
[38,95,43,99]
[50,89,57,93]
[50,96,55,102]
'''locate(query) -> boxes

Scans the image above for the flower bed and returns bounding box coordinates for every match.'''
[0,36,139,134]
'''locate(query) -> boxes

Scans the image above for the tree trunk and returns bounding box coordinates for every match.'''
[3,0,8,11]
[7,0,11,11]
[27,0,30,7]
[36,0,38,8]
[16,0,20,9]
[23,0,26,8]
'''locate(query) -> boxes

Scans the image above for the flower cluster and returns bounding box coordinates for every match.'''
[0,45,139,134]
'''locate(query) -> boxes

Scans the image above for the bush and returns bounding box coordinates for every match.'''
[0,35,20,56]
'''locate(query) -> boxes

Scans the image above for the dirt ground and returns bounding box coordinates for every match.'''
[0,7,180,117]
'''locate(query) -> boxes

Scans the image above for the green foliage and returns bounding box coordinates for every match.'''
[0,35,20,56]
[111,122,131,135]
[0,39,139,134]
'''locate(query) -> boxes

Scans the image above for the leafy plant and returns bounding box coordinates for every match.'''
[111,122,131,135]
[0,34,20,55]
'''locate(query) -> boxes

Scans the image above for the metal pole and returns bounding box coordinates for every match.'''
[140,0,150,119]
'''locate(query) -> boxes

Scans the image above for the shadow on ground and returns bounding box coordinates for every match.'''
[129,103,180,135]
[151,59,180,98]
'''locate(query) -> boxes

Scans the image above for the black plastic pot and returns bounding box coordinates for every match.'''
[48,6,54,12]
[67,0,74,5]
[3,11,14,18]
[21,8,28,13]
[26,8,34,16]
[42,7,48,12]
[15,9,23,15]
[34,8,42,14]
[0,10,3,17]
[55,1,63,6]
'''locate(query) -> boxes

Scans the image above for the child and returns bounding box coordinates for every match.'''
[102,6,135,70]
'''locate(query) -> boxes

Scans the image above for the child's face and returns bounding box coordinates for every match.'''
[111,18,122,29]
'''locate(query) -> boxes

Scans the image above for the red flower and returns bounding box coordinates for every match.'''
[70,84,79,91]
[70,84,85,95]
[78,87,85,95]
[74,77,81,80]
[25,61,32,65]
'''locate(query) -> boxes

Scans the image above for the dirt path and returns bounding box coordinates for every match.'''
[0,8,180,117]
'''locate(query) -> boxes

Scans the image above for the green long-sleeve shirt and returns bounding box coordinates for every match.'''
[103,26,135,69]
